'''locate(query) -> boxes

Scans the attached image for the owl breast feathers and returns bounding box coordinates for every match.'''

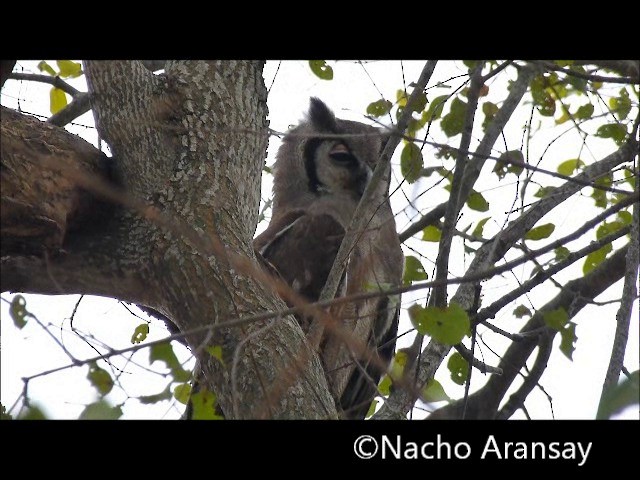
[254,98,403,419]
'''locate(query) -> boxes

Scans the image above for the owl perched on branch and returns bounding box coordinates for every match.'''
[254,98,403,419]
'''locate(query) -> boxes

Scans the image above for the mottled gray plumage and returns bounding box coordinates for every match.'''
[254,98,403,419]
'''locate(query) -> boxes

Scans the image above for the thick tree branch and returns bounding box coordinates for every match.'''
[532,61,640,85]
[48,93,91,127]
[573,60,640,80]
[372,137,637,419]
[1,60,16,88]
[428,246,629,419]
[600,171,639,398]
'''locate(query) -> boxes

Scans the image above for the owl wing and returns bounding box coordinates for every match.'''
[254,210,345,313]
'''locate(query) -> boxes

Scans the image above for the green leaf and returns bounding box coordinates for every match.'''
[409,303,470,346]
[609,88,631,121]
[19,405,47,420]
[400,142,423,183]
[597,370,640,420]
[56,60,82,78]
[422,378,451,403]
[308,60,333,80]
[472,217,490,238]
[447,352,469,386]
[595,123,627,146]
[37,61,56,76]
[554,246,571,262]
[365,400,378,418]
[543,307,568,330]
[596,221,625,240]
[87,362,114,396]
[493,150,524,179]
[513,305,532,319]
[149,342,191,382]
[525,223,555,241]
[591,175,612,208]
[557,158,585,176]
[49,87,68,114]
[190,389,223,420]
[408,92,428,113]
[441,97,468,137]
[396,89,408,107]
[422,225,441,242]
[366,99,392,117]
[530,75,556,116]
[575,103,594,120]
[79,400,122,420]
[206,345,225,365]
[617,210,633,226]
[378,374,392,396]
[173,383,192,405]
[583,245,611,274]
[403,255,428,285]
[131,323,149,344]
[482,101,499,131]
[138,386,172,405]
[466,191,489,212]
[10,295,28,329]
[559,322,577,360]
[424,94,448,122]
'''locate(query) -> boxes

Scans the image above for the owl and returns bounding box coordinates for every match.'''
[254,98,403,419]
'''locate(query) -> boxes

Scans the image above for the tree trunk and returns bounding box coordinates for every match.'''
[1,60,337,419]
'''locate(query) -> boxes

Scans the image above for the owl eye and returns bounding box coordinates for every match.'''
[329,143,357,165]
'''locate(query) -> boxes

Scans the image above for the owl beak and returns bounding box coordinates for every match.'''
[329,143,349,155]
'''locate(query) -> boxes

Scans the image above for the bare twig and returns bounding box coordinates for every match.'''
[9,72,81,96]
[532,60,640,85]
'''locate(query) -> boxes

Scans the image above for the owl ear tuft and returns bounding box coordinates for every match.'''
[307,97,338,133]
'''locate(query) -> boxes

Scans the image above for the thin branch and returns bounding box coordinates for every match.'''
[532,60,640,85]
[48,92,92,127]
[497,333,553,419]
[399,202,447,243]
[454,343,502,375]
[477,223,632,324]
[433,63,484,307]
[9,72,81,96]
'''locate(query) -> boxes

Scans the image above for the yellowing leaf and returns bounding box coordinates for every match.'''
[190,388,223,420]
[206,345,225,365]
[37,60,56,76]
[422,225,441,242]
[525,223,555,241]
[378,374,392,396]
[56,60,82,78]
[365,399,378,418]
[49,87,68,114]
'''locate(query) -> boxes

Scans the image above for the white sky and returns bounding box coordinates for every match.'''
[1,60,638,419]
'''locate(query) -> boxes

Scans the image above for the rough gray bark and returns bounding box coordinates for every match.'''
[2,60,336,419]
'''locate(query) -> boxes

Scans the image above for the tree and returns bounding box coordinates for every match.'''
[1,60,638,420]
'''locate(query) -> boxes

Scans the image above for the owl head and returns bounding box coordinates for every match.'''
[272,98,390,217]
